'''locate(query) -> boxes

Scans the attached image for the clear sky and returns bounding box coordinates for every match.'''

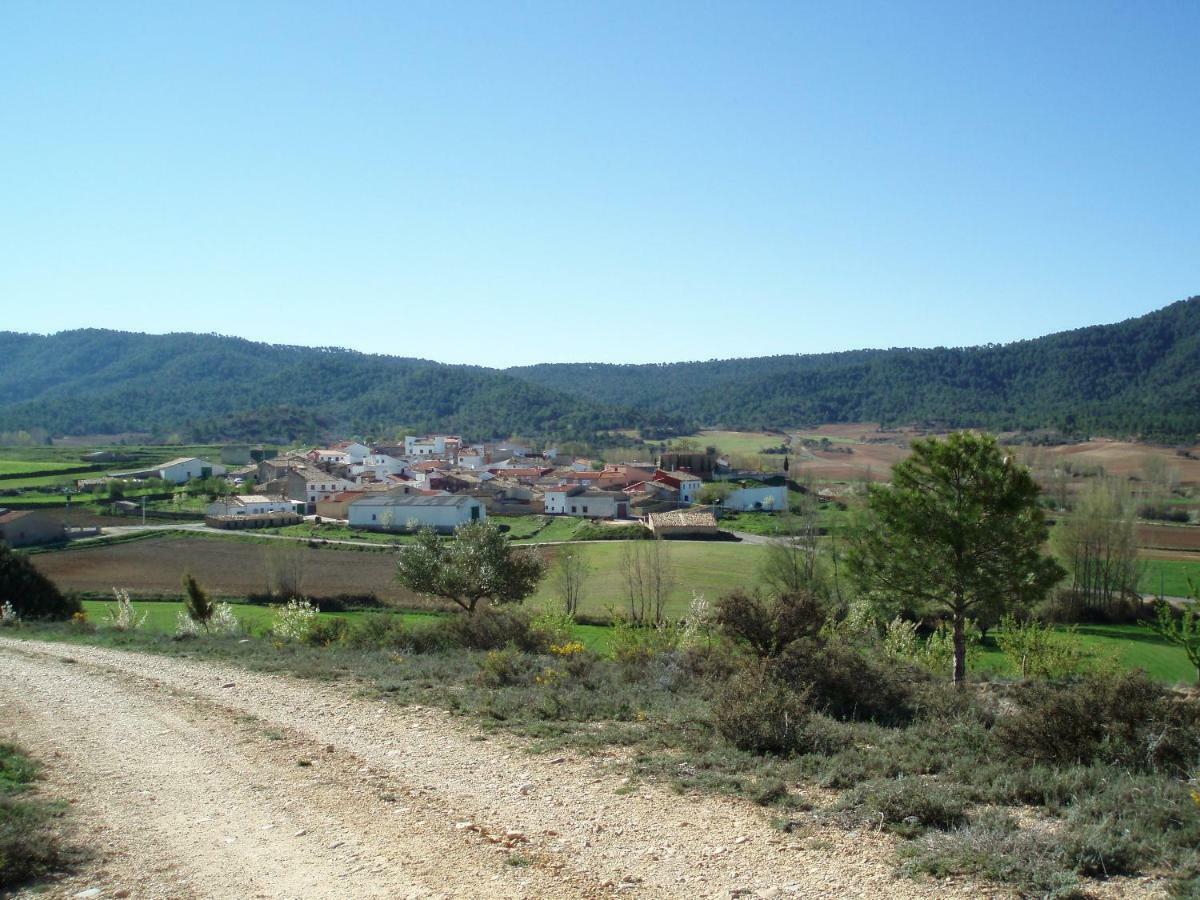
[2,1,1197,366]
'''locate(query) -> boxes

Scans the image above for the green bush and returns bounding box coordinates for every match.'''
[477,647,536,687]
[436,609,550,653]
[0,542,79,620]
[714,588,826,658]
[304,616,350,647]
[836,777,968,836]
[712,661,815,755]
[901,809,1080,896]
[344,613,412,650]
[995,670,1200,773]
[776,638,921,725]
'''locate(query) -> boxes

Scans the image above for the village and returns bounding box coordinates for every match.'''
[194,435,788,537]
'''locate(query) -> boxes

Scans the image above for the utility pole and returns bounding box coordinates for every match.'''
[142,494,146,527]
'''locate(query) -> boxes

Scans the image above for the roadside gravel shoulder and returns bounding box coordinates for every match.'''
[1,637,1002,898]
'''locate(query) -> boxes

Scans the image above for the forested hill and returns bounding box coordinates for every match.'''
[1,297,1197,442]
[508,297,1200,441]
[0,330,665,443]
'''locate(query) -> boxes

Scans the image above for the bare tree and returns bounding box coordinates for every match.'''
[1050,476,1141,618]
[761,478,827,599]
[553,549,590,617]
[264,541,307,600]
[621,536,675,625]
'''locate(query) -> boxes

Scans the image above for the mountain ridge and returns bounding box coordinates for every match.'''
[1,297,1197,442]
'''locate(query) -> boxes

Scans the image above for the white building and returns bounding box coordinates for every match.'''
[335,442,371,463]
[353,453,409,479]
[404,434,461,457]
[206,495,295,518]
[112,457,227,485]
[723,484,788,512]
[542,486,629,519]
[347,494,485,533]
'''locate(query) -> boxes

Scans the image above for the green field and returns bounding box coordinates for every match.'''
[695,430,786,455]
[1138,558,1200,597]
[975,624,1197,684]
[529,541,768,619]
[0,460,82,476]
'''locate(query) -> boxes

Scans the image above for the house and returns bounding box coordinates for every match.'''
[653,469,703,504]
[111,457,227,485]
[543,486,629,519]
[659,447,720,478]
[722,484,788,512]
[405,434,461,457]
[0,509,66,547]
[307,448,350,466]
[355,453,408,478]
[556,469,628,490]
[315,490,365,520]
[647,508,719,537]
[286,468,356,514]
[205,495,295,518]
[348,494,485,533]
[332,441,371,463]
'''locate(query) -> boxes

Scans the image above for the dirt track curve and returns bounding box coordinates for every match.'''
[0,638,1000,899]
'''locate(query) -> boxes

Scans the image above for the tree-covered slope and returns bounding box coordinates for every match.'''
[0,330,659,442]
[508,297,1200,440]
[2,297,1197,442]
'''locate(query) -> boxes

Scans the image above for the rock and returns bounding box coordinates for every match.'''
[549,756,566,764]
[221,682,235,689]
[756,889,783,899]
[113,891,132,899]
[504,829,527,842]
[734,835,750,844]
[73,890,102,899]
[518,782,535,795]
[903,816,921,826]
[454,821,475,831]
[294,829,307,837]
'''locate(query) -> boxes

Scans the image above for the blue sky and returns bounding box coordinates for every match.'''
[2,1,1196,366]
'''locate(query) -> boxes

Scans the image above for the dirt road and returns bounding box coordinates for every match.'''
[0,638,993,899]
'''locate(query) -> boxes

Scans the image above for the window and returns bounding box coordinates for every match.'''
[582,506,589,514]
[571,506,577,513]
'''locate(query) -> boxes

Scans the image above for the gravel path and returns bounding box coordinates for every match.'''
[0,637,1000,899]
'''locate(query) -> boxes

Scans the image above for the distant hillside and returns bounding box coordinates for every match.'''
[1,297,1197,443]
[509,297,1200,441]
[0,331,663,443]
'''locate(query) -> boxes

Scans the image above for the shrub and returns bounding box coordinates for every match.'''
[0,542,79,620]
[304,616,349,647]
[714,588,826,657]
[712,661,814,755]
[776,638,921,726]
[901,809,1079,896]
[836,777,968,836]
[272,598,319,642]
[0,601,18,627]
[181,572,213,631]
[104,588,146,631]
[345,613,412,650]
[994,615,1085,679]
[610,619,680,675]
[995,670,1200,773]
[435,608,549,653]
[477,647,536,687]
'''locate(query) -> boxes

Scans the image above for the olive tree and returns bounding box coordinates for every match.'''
[396,521,547,615]
[848,432,1063,684]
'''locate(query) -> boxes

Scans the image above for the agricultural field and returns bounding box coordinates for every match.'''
[29,532,770,620]
[528,541,768,619]
[30,534,427,605]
